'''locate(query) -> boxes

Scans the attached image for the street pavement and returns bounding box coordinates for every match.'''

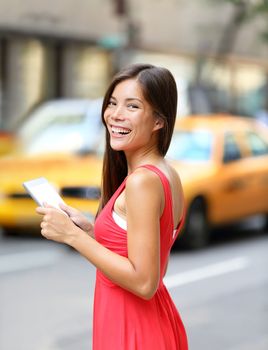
[0,223,267,350]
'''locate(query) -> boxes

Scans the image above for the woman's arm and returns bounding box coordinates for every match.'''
[36,168,163,300]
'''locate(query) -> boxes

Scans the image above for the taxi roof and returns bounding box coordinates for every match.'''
[174,114,257,133]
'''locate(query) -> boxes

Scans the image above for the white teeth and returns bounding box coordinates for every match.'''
[111,126,131,135]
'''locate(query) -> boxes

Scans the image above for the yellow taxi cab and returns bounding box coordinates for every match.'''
[0,98,104,234]
[0,153,103,233]
[1,110,268,249]
[167,115,268,248]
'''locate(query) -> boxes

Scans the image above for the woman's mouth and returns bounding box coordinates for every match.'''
[111,126,131,136]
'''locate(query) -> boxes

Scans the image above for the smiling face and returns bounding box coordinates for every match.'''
[103,78,163,155]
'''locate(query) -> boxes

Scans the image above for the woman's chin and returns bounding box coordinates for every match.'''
[110,142,125,152]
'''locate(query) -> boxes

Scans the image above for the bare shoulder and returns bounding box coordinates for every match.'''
[126,167,163,194]
[125,167,164,217]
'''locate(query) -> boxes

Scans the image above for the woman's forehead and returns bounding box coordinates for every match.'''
[112,78,143,99]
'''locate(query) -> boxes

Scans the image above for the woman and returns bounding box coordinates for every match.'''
[37,63,188,349]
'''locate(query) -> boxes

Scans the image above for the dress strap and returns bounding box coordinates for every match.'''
[138,164,174,218]
[138,164,172,195]
[138,164,186,239]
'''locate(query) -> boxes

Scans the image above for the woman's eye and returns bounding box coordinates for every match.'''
[108,100,116,106]
[128,104,139,109]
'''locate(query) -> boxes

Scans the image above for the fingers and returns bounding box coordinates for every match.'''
[40,214,57,238]
[40,221,48,238]
[40,221,47,231]
[40,221,46,228]
[59,202,68,209]
[36,202,55,215]
[59,202,71,215]
[43,202,54,209]
[59,203,79,218]
[36,206,48,215]
[36,206,57,220]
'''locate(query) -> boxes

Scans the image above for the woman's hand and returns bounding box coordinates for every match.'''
[59,203,94,237]
[36,204,85,245]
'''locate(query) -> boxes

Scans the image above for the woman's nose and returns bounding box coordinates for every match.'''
[111,105,125,120]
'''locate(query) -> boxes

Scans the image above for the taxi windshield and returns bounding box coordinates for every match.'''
[167,130,213,161]
[17,101,103,155]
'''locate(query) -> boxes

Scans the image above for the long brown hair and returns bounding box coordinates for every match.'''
[98,63,178,213]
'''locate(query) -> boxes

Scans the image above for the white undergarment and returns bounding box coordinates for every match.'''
[112,210,127,230]
[112,210,177,238]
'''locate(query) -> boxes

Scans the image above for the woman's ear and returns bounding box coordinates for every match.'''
[153,117,164,131]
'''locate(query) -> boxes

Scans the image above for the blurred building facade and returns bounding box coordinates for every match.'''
[0,0,268,128]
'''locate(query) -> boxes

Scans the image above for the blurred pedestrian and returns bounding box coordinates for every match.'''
[36,63,188,349]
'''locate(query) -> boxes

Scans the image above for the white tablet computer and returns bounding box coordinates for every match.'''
[23,177,65,211]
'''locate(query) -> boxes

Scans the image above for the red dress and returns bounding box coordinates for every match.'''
[93,165,188,350]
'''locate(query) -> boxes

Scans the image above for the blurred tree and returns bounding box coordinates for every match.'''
[114,0,127,16]
[214,0,268,113]
[215,0,268,54]
[215,0,249,55]
[190,1,251,114]
[190,0,268,115]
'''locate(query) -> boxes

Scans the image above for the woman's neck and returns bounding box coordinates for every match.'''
[125,148,163,174]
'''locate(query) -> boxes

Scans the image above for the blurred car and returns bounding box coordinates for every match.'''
[1,108,268,249]
[0,129,17,156]
[167,115,268,248]
[0,98,104,234]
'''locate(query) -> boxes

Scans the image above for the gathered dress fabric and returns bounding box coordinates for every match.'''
[93,165,188,350]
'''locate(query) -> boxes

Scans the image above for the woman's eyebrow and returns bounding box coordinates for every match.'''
[110,96,144,104]
[125,97,143,104]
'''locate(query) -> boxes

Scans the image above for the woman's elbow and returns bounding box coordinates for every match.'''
[136,280,159,300]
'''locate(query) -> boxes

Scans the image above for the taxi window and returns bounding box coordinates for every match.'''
[167,130,213,161]
[17,102,103,155]
[245,131,268,156]
[223,133,242,163]
[19,110,86,141]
